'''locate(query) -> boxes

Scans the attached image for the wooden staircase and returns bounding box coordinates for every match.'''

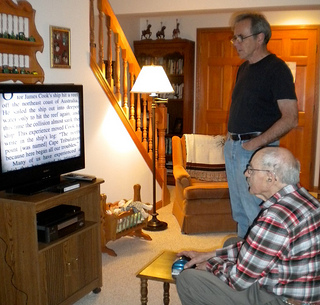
[89,0,170,207]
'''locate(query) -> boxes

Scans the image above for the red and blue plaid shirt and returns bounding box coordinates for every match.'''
[207,184,320,304]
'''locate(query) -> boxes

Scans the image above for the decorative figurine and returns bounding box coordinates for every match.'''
[141,20,152,40]
[156,22,166,39]
[172,19,180,39]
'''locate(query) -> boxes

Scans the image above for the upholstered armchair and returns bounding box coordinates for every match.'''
[172,134,237,234]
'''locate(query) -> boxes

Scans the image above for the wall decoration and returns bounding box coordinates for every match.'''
[156,22,166,39]
[141,20,152,40]
[50,26,71,68]
[172,19,180,39]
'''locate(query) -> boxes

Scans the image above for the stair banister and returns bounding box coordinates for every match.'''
[90,0,170,207]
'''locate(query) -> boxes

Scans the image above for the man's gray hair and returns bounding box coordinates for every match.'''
[259,148,300,185]
[230,12,272,45]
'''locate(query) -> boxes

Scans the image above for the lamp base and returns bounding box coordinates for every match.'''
[144,213,168,231]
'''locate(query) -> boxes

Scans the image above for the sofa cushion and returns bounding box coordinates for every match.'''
[184,182,229,200]
[182,197,232,215]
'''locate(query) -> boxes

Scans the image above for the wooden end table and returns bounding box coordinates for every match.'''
[136,251,177,305]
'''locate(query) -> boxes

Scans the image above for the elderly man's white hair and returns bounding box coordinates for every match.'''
[257,147,300,185]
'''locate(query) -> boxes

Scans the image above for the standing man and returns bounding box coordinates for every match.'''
[224,12,298,238]
[176,147,320,305]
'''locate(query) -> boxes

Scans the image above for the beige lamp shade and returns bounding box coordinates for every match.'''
[131,65,174,94]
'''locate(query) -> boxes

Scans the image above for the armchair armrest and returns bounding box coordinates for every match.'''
[173,165,191,188]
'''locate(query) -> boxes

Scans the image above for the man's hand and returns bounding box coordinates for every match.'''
[242,140,257,151]
[177,250,216,269]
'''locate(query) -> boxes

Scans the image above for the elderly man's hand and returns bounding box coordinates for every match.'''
[176,250,216,269]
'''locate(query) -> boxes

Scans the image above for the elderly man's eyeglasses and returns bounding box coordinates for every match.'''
[246,165,271,175]
[230,33,261,44]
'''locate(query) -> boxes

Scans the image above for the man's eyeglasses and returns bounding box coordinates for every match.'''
[246,164,271,175]
[230,33,261,44]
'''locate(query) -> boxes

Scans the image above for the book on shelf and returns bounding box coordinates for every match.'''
[165,137,172,155]
[166,160,173,173]
[167,58,184,75]
[159,83,184,99]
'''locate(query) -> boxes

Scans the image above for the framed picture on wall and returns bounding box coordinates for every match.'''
[50,26,71,68]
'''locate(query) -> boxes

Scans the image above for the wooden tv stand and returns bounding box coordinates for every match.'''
[0,178,104,305]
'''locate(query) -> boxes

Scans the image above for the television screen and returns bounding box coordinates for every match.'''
[0,84,85,194]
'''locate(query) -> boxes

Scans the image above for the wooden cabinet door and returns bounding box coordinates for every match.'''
[196,26,320,189]
[39,226,99,305]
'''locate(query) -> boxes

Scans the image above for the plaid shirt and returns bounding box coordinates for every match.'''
[207,184,320,304]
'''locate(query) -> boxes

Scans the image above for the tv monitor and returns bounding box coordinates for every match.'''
[0,83,85,194]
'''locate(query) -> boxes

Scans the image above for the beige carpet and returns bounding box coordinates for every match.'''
[75,189,236,305]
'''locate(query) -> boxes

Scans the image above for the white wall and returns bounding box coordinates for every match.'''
[109,0,320,16]
[26,0,154,203]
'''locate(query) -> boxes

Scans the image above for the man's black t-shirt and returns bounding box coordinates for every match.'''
[228,54,297,134]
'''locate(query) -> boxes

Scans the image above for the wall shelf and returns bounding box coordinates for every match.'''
[0,0,44,84]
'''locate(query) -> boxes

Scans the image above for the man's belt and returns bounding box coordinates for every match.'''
[229,132,261,141]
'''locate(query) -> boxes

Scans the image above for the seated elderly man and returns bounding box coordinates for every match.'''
[176,147,320,305]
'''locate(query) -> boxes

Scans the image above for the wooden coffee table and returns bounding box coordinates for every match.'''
[136,251,178,305]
